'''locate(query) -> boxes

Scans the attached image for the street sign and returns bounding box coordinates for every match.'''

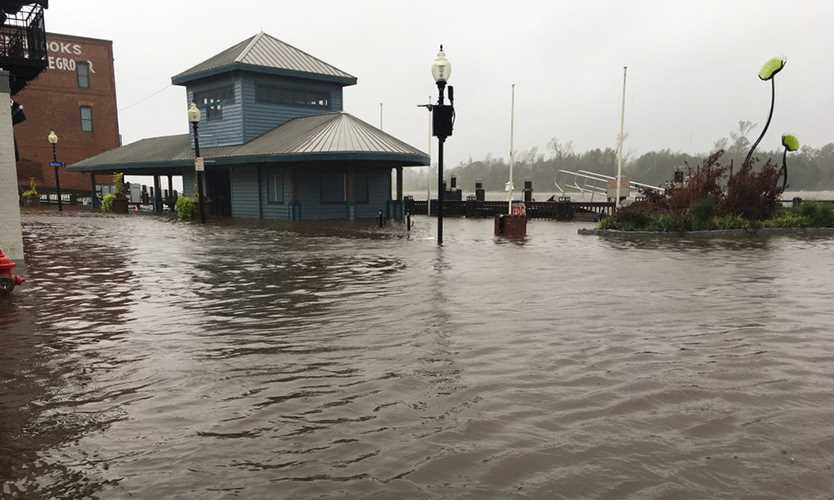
[195,157,205,172]
[49,161,65,168]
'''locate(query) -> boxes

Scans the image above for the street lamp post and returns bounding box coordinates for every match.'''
[430,45,454,246]
[188,103,206,223]
[47,130,62,212]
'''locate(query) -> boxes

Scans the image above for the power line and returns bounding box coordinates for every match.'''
[118,84,175,112]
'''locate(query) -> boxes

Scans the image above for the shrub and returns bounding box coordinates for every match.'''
[764,211,808,228]
[21,177,39,201]
[798,202,834,227]
[101,193,115,212]
[114,172,125,197]
[648,213,675,232]
[724,158,783,220]
[714,214,750,230]
[602,204,654,231]
[691,197,717,230]
[175,196,196,221]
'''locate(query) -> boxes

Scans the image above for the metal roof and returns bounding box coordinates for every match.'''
[171,32,357,86]
[68,113,428,173]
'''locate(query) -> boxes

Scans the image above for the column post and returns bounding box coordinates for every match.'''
[396,166,403,221]
[153,175,162,213]
[0,71,24,261]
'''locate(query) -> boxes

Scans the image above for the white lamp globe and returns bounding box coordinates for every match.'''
[431,45,451,83]
[187,103,201,124]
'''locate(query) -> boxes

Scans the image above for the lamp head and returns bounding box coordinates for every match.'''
[187,102,201,124]
[47,130,58,144]
[782,133,800,152]
[431,45,452,83]
[758,56,787,81]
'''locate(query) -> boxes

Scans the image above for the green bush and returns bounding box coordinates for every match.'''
[764,211,809,228]
[176,196,196,221]
[648,213,675,232]
[114,172,125,196]
[714,214,750,230]
[691,197,717,230]
[101,193,115,212]
[21,177,39,201]
[798,203,834,227]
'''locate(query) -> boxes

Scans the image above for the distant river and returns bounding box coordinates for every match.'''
[406,189,834,202]
[2,211,834,498]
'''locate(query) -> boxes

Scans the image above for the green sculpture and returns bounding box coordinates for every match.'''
[745,56,787,166]
[779,133,800,189]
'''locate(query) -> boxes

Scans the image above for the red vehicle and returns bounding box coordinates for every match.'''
[0,250,25,296]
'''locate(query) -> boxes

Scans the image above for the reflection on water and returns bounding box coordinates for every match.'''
[3,212,834,498]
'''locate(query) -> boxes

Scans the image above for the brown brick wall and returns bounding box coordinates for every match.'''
[13,33,120,194]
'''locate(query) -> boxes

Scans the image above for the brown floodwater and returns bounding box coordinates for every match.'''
[2,211,834,499]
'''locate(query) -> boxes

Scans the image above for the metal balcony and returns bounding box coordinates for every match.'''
[0,1,49,95]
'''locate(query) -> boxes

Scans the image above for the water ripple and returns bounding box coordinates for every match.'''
[2,213,834,498]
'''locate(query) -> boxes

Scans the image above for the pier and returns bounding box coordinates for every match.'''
[405,198,614,220]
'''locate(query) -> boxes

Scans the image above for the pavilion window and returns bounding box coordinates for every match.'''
[255,84,330,109]
[193,85,235,121]
[352,171,369,204]
[76,61,90,88]
[321,171,345,203]
[80,106,93,132]
[267,171,285,204]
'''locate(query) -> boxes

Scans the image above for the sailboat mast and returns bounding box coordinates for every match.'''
[508,83,516,215]
[616,66,627,209]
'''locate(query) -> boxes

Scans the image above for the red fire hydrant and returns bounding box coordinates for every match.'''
[0,249,25,296]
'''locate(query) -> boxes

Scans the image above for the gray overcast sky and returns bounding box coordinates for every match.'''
[49,0,834,167]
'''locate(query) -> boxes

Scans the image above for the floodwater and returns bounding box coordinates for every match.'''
[3,211,834,499]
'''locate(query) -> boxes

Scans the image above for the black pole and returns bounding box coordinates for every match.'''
[781,147,788,189]
[52,143,62,212]
[192,121,205,223]
[90,173,98,209]
[436,80,446,246]
[167,174,174,211]
[438,139,445,245]
[745,77,776,167]
[153,175,162,213]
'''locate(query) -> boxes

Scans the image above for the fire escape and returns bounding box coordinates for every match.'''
[0,1,48,124]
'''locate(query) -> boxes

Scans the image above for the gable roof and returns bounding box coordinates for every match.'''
[68,113,428,174]
[171,32,357,86]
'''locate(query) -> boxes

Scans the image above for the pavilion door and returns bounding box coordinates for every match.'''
[205,168,232,217]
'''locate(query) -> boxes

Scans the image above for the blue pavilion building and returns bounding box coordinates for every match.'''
[69,32,428,220]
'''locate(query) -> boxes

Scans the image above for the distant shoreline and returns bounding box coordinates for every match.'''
[579,227,834,238]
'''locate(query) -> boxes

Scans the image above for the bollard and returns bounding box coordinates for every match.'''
[377,210,384,228]
[406,211,411,231]
[475,181,485,202]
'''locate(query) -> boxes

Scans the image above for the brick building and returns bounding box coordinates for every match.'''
[14,32,119,195]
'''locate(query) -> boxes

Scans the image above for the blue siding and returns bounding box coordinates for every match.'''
[291,166,390,221]
[241,75,344,142]
[182,171,194,197]
[186,76,244,148]
[260,165,291,219]
[230,167,259,218]
[355,169,391,219]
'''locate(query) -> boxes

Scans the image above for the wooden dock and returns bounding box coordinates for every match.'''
[405,199,615,221]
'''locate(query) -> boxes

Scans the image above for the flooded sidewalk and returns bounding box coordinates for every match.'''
[3,212,834,499]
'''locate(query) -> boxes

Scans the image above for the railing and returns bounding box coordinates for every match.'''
[406,199,615,220]
[0,2,48,95]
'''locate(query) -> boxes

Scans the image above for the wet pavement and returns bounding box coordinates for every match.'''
[2,211,834,499]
